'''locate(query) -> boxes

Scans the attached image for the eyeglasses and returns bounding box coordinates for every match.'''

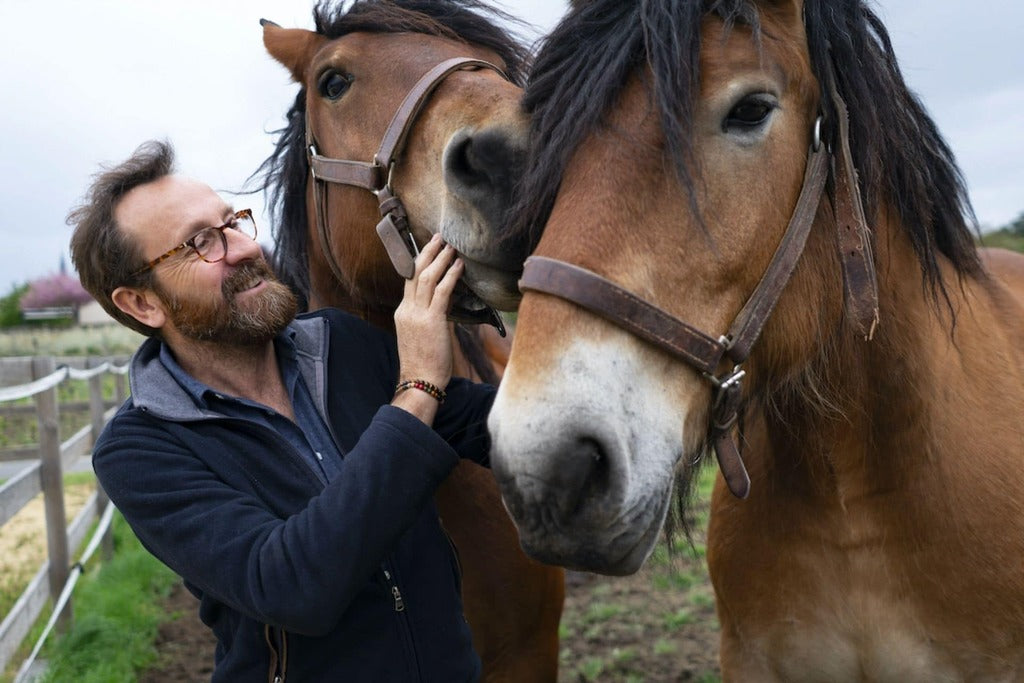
[132,209,257,277]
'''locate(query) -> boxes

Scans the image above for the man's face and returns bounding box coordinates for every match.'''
[116,176,297,346]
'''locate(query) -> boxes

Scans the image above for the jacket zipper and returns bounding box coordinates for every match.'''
[383,568,405,612]
[383,561,423,681]
[264,624,288,683]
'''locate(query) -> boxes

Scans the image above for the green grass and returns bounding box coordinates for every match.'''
[34,514,178,683]
[663,608,695,630]
[0,325,142,358]
[978,230,1024,253]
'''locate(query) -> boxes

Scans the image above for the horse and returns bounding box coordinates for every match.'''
[484,0,1024,680]
[254,1,563,680]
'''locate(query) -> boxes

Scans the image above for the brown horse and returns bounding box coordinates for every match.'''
[255,2,562,681]
[485,0,1024,680]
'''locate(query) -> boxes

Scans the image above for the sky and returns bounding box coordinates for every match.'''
[1,0,1021,291]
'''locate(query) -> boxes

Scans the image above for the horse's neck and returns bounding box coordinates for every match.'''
[762,219,1024,504]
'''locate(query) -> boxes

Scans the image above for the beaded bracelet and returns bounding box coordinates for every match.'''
[395,378,447,404]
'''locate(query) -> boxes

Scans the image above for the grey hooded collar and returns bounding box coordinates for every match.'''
[128,315,329,423]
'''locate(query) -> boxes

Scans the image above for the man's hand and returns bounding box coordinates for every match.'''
[392,234,464,423]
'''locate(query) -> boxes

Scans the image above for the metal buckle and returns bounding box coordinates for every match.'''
[705,365,746,393]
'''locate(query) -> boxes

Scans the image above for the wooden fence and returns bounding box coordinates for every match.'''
[0,355,129,674]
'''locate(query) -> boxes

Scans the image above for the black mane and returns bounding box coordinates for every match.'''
[253,0,530,300]
[511,0,982,288]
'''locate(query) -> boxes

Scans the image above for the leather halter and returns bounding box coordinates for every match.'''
[518,83,879,500]
[306,56,509,330]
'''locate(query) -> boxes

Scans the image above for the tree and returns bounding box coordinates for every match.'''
[1008,212,1024,237]
[0,283,29,327]
[19,273,92,310]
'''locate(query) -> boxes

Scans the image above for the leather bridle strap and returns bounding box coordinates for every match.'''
[306,57,507,282]
[828,73,879,339]
[519,140,831,500]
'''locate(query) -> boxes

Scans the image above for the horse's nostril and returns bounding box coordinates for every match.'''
[553,436,612,521]
[445,129,522,194]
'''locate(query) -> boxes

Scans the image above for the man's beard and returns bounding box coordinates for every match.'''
[155,260,298,346]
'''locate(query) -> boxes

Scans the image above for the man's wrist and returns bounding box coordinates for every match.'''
[394,378,447,403]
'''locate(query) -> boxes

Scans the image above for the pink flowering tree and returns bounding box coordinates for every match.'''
[20,273,93,310]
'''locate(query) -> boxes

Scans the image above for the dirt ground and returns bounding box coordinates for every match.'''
[140,531,722,682]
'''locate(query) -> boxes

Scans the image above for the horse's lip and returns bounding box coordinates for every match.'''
[449,280,502,328]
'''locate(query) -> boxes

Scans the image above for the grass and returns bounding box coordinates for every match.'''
[0,325,142,358]
[558,464,722,681]
[978,230,1024,253]
[32,514,178,683]
[0,473,98,618]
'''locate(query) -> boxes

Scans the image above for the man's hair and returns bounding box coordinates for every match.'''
[68,140,175,337]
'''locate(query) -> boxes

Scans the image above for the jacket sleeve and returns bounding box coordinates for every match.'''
[434,377,496,467]
[93,404,459,637]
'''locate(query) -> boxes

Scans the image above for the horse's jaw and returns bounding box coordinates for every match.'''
[455,258,521,312]
[488,328,695,575]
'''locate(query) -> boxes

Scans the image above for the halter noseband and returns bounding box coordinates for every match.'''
[306,56,510,332]
[518,70,879,500]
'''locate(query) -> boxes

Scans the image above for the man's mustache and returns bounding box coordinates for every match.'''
[222,260,276,298]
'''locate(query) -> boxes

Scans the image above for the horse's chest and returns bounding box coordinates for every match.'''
[711,495,1024,682]
[760,600,956,682]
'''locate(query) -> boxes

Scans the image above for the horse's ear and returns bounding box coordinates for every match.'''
[262,20,327,84]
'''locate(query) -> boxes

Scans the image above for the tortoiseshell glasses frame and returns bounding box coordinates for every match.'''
[130,209,257,277]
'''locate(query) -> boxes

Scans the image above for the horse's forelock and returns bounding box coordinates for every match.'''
[506,0,758,252]
[313,0,530,83]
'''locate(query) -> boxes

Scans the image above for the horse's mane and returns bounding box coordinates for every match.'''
[254,0,531,301]
[510,0,982,292]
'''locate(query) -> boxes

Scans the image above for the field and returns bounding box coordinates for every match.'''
[0,324,142,358]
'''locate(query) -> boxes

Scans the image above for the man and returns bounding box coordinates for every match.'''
[68,140,494,682]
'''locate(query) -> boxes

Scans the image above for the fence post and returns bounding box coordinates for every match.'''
[32,356,72,631]
[87,357,115,561]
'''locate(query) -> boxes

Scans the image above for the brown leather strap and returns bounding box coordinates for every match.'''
[374,57,506,167]
[725,144,830,362]
[309,157,383,191]
[519,256,725,374]
[518,144,829,374]
[828,77,880,340]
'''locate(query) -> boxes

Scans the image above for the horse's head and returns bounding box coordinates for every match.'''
[488,0,980,574]
[259,1,530,319]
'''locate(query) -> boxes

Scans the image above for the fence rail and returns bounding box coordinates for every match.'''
[0,355,129,674]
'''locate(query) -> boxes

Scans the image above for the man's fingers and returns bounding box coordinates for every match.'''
[404,233,444,296]
[430,257,464,311]
[415,244,456,301]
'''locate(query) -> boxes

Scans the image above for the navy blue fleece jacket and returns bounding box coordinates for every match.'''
[93,308,495,682]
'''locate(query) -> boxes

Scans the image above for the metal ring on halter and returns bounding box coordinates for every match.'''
[706,365,746,393]
[813,115,823,152]
[385,161,397,192]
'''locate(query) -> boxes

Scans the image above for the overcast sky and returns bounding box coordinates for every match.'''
[1,1,1021,291]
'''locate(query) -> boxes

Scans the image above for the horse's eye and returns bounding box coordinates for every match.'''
[318,71,353,100]
[723,96,775,131]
